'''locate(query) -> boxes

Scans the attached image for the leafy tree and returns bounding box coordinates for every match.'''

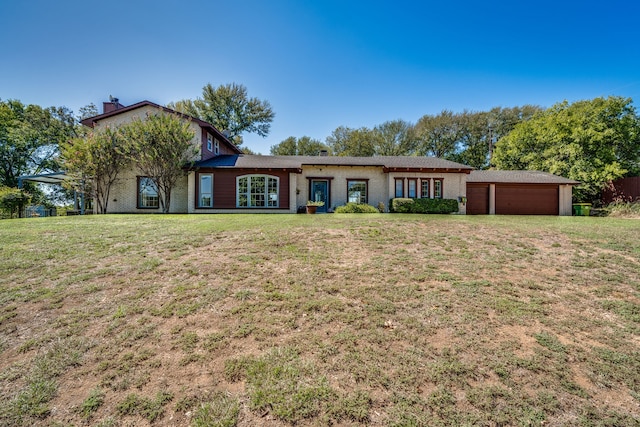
[373,120,418,156]
[168,83,274,146]
[0,99,77,188]
[325,126,377,156]
[122,109,196,213]
[270,136,330,155]
[493,96,640,202]
[60,127,128,214]
[415,106,542,169]
[415,110,461,158]
[0,186,30,218]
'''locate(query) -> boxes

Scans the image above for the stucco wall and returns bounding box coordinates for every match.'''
[296,165,388,210]
[295,166,468,213]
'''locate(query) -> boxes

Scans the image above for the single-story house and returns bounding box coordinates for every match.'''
[79,99,578,215]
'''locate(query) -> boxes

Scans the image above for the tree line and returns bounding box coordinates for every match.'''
[271,106,542,170]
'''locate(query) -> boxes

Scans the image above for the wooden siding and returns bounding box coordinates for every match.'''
[466,183,489,215]
[495,184,558,215]
[207,169,290,209]
[602,176,640,204]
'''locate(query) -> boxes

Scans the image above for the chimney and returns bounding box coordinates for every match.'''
[103,96,123,113]
[319,150,329,156]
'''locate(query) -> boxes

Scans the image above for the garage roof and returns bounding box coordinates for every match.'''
[468,170,579,185]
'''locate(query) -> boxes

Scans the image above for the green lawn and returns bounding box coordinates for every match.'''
[0,214,639,426]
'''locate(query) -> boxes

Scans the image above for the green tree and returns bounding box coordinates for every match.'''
[270,136,330,155]
[415,110,461,158]
[60,127,128,214]
[373,120,418,156]
[493,96,640,202]
[169,83,274,146]
[325,126,377,156]
[0,99,77,188]
[123,110,196,213]
[0,185,30,218]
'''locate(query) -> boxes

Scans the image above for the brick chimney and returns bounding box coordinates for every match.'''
[103,96,124,113]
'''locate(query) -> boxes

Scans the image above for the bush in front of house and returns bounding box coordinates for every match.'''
[390,198,459,214]
[334,203,380,213]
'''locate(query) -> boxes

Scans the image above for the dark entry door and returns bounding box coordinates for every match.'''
[310,180,329,213]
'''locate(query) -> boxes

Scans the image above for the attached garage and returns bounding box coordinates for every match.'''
[466,183,490,214]
[467,170,578,216]
[495,184,558,215]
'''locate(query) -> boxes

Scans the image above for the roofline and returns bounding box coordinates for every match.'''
[383,167,472,174]
[80,100,242,154]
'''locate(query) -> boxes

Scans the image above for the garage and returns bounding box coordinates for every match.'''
[466,170,578,216]
[466,183,489,214]
[495,184,558,215]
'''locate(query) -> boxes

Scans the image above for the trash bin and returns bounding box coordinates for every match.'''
[573,203,592,216]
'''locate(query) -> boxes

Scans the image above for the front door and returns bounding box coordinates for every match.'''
[310,180,329,213]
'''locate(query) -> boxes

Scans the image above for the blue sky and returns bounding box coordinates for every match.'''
[1,0,639,154]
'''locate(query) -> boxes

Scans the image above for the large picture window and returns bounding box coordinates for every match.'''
[347,179,368,204]
[138,177,159,208]
[237,175,279,208]
[198,173,213,208]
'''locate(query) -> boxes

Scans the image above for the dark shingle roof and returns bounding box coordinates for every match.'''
[468,170,579,184]
[192,155,473,171]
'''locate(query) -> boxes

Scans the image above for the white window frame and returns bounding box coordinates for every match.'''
[138,177,159,208]
[198,173,213,208]
[214,139,220,155]
[207,133,213,152]
[236,175,279,208]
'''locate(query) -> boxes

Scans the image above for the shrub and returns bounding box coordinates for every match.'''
[390,198,459,214]
[605,201,640,218]
[0,186,30,219]
[334,203,380,213]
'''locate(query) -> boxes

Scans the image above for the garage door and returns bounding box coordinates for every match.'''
[466,183,489,214]
[496,184,558,215]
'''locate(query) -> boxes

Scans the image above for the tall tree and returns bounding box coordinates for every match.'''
[270,136,330,155]
[169,83,274,146]
[373,120,418,156]
[0,99,77,188]
[493,96,640,201]
[325,126,377,156]
[415,110,461,158]
[123,110,197,213]
[60,127,128,214]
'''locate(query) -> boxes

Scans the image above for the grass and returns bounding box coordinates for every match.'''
[0,213,639,426]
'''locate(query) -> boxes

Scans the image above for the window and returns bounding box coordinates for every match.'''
[138,177,159,208]
[408,179,417,198]
[207,133,213,152]
[421,179,430,198]
[198,173,213,208]
[214,139,220,155]
[434,179,443,199]
[395,178,404,198]
[237,175,279,208]
[347,180,367,204]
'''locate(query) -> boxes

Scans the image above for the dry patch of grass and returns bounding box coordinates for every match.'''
[0,214,639,426]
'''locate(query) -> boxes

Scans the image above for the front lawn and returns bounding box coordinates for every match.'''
[0,214,639,426]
